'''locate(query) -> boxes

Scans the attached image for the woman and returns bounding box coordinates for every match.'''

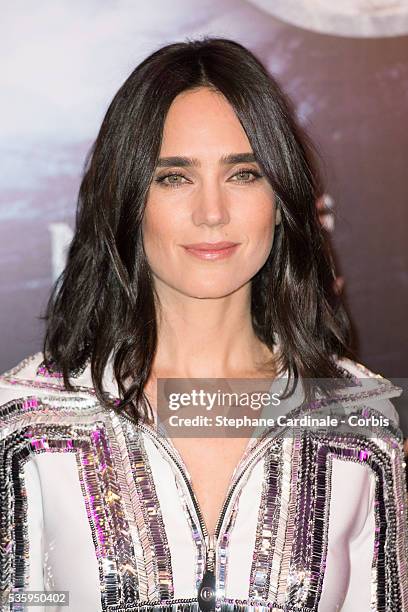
[0,37,407,612]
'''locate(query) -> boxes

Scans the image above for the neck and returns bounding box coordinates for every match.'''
[150,280,276,380]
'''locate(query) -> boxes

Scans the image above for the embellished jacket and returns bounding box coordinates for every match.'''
[0,352,407,612]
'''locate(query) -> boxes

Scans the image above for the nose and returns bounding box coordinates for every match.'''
[191,178,230,228]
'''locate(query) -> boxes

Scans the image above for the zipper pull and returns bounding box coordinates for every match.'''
[198,534,216,611]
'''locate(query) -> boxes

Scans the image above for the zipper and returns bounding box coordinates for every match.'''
[111,376,398,608]
[197,534,217,611]
[133,420,279,611]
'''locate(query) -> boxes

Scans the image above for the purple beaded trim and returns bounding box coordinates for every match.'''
[0,396,177,610]
[244,424,408,611]
[124,425,174,600]
[0,386,406,611]
[249,438,283,599]
[36,357,87,379]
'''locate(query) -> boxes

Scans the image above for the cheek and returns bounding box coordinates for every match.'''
[142,201,173,251]
[246,199,276,246]
[142,209,164,269]
[142,200,187,278]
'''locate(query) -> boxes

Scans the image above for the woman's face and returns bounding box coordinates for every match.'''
[143,86,281,299]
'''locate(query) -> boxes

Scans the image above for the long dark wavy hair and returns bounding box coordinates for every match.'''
[42,36,355,424]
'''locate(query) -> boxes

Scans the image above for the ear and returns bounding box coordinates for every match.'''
[275,202,281,226]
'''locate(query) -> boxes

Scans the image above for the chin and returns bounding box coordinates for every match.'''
[183,283,245,299]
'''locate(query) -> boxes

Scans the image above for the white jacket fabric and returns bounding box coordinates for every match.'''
[0,352,407,612]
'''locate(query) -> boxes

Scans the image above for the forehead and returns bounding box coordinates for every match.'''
[160,87,251,154]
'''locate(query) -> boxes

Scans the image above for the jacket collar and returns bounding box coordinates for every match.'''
[2,341,403,413]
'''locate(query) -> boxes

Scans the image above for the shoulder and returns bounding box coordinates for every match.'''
[0,353,100,430]
[0,353,62,405]
[0,353,127,464]
[333,355,403,426]
[0,351,119,407]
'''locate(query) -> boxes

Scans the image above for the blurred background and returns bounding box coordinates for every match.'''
[1,0,407,436]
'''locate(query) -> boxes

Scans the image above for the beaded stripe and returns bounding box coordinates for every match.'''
[217,490,241,597]
[389,434,408,611]
[0,437,32,599]
[249,437,283,599]
[288,435,315,606]
[73,429,134,608]
[268,435,299,602]
[124,423,174,601]
[36,357,87,379]
[110,412,151,600]
[172,474,205,592]
[274,433,302,604]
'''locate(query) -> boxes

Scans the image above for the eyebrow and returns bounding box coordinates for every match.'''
[156,152,257,168]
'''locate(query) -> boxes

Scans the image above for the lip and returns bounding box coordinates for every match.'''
[183,241,239,250]
[182,241,240,261]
